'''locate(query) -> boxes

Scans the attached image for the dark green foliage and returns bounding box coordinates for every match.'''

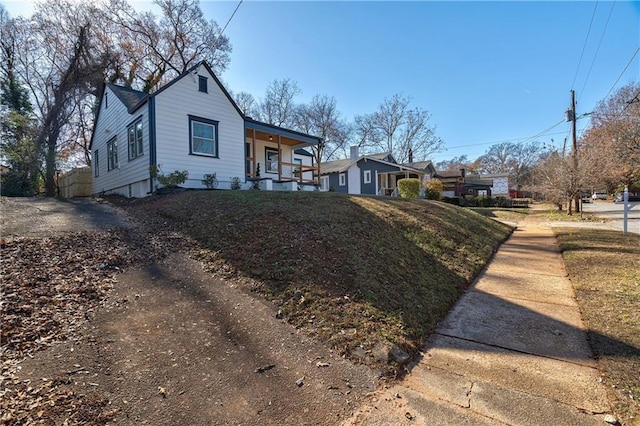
[229,177,242,190]
[441,196,460,206]
[1,55,40,196]
[150,165,188,189]
[202,173,218,189]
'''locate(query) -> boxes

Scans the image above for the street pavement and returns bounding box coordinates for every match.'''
[346,218,615,425]
[581,200,640,234]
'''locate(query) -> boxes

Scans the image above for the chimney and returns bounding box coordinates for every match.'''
[350,146,359,160]
[460,168,466,179]
[408,148,413,163]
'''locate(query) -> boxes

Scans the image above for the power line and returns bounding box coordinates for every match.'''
[571,1,598,89]
[444,129,567,151]
[578,0,616,102]
[520,119,567,145]
[220,0,243,36]
[603,46,640,100]
[214,0,243,48]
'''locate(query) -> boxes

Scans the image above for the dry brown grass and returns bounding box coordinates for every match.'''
[556,229,640,425]
[120,190,512,374]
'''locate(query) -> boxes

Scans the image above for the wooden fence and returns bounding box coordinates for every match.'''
[58,167,92,198]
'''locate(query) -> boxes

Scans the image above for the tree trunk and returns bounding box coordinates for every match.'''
[44,139,57,196]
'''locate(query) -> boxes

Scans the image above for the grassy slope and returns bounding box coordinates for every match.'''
[127,191,512,372]
[556,229,640,425]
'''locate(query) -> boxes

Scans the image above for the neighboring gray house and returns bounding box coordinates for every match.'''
[90,60,321,197]
[320,147,432,196]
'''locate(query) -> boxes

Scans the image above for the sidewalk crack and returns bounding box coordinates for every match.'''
[466,381,474,408]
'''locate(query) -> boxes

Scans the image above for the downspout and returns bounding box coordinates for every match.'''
[148,97,157,194]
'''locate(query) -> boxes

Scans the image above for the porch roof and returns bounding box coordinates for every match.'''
[244,118,322,147]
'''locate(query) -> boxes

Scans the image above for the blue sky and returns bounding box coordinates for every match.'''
[3,0,639,163]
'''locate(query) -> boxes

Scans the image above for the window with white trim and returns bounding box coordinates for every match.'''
[339,173,346,186]
[364,170,371,184]
[266,148,279,173]
[107,137,118,171]
[189,115,218,157]
[127,118,143,160]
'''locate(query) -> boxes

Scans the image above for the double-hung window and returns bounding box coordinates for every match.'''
[339,173,346,186]
[107,137,118,171]
[265,148,279,173]
[364,170,371,184]
[189,115,218,157]
[128,117,143,160]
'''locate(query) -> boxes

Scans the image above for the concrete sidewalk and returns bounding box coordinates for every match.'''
[346,222,614,425]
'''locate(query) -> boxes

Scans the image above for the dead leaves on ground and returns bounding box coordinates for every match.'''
[1,232,133,359]
[0,232,134,424]
[0,228,189,425]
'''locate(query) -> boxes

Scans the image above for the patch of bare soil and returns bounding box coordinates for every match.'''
[1,198,377,424]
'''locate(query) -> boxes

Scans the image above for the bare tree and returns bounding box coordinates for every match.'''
[476,141,544,189]
[230,90,259,117]
[9,0,112,195]
[294,95,350,168]
[102,0,232,92]
[258,78,300,127]
[534,151,571,210]
[352,114,378,151]
[356,94,442,163]
[434,155,472,172]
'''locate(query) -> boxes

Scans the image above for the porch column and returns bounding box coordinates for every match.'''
[251,129,257,177]
[375,171,379,195]
[277,135,282,181]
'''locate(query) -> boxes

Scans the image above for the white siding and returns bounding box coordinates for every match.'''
[154,64,245,190]
[347,164,361,194]
[246,138,297,179]
[92,86,150,197]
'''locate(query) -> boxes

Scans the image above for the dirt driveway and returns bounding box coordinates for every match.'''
[1,197,378,424]
[1,197,134,237]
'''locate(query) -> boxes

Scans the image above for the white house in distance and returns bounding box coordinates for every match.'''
[90,61,321,198]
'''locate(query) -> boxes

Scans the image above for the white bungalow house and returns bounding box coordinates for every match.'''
[319,147,434,196]
[90,61,321,197]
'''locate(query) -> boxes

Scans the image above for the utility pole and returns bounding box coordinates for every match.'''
[571,90,579,214]
[565,90,579,214]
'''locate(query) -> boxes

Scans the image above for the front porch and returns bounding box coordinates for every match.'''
[377,170,424,196]
[244,119,320,188]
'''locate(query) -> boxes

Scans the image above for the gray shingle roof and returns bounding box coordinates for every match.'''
[107,84,148,113]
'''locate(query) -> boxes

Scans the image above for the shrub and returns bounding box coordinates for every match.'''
[424,178,443,200]
[442,196,460,206]
[202,173,218,189]
[150,165,189,189]
[230,177,242,190]
[397,178,421,199]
